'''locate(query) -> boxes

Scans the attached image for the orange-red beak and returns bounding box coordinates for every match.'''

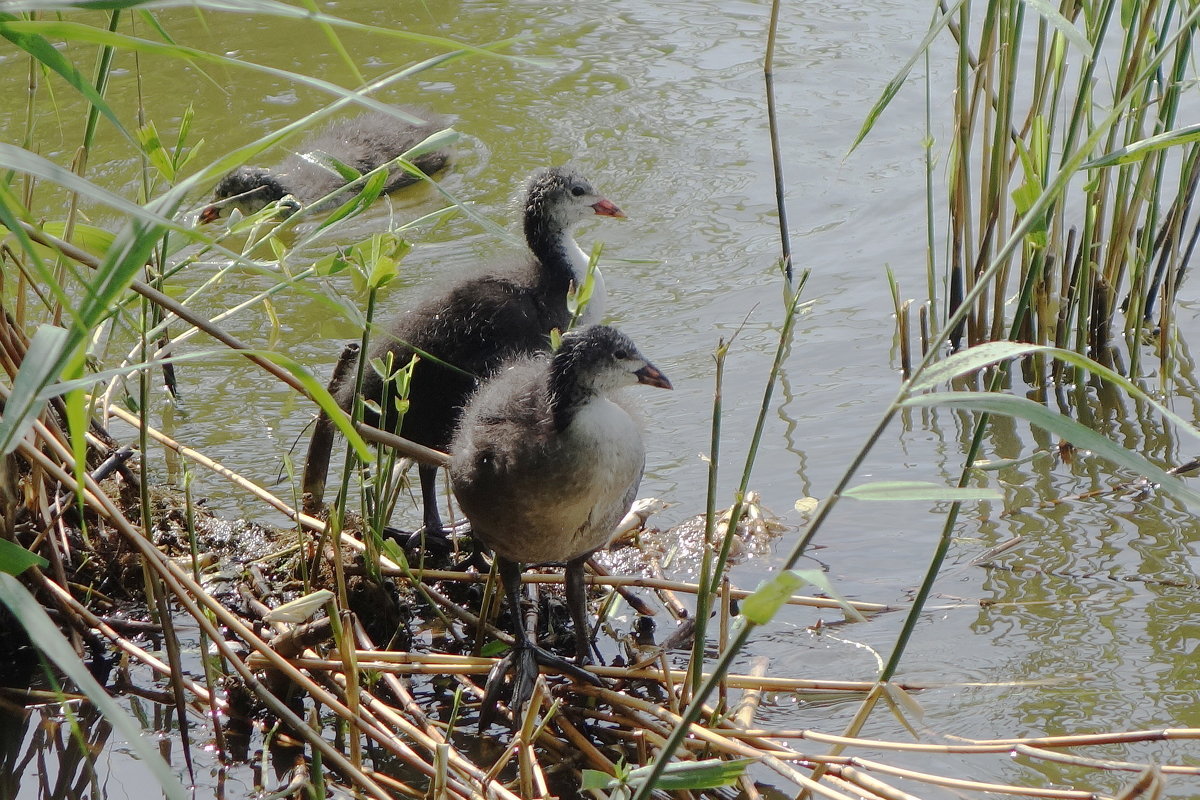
[198,205,221,224]
[591,198,625,218]
[635,363,672,390]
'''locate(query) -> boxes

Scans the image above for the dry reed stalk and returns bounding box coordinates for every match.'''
[731,655,770,800]
[35,573,220,708]
[408,568,889,614]
[1011,743,1200,775]
[818,770,899,800]
[815,756,1100,799]
[112,399,877,645]
[366,770,424,799]
[553,713,616,774]
[351,630,572,797]
[264,653,897,694]
[733,725,1200,752]
[731,655,769,728]
[755,754,863,800]
[820,765,919,800]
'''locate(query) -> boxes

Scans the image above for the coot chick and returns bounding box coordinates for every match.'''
[448,325,671,727]
[199,109,450,223]
[343,166,624,541]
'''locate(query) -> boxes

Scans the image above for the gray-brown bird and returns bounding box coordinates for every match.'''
[199,109,449,223]
[449,325,671,726]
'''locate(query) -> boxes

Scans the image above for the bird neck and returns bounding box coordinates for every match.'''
[548,358,596,433]
[525,217,608,322]
[525,204,581,280]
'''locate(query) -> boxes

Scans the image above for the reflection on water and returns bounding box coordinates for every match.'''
[4,0,1200,795]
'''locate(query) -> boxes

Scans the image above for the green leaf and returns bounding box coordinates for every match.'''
[402,127,459,160]
[0,325,69,455]
[137,120,175,180]
[625,759,755,791]
[908,341,1044,393]
[302,149,362,183]
[0,15,130,144]
[315,168,389,231]
[31,222,118,259]
[1084,122,1200,168]
[380,538,408,569]
[255,351,374,464]
[900,392,1200,509]
[480,640,508,658]
[913,343,1200,458]
[741,570,804,624]
[1022,0,1091,54]
[0,539,47,576]
[844,481,1002,502]
[788,569,868,623]
[580,770,615,791]
[0,144,181,230]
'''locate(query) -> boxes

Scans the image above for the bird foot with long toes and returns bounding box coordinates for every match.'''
[478,642,603,730]
[380,524,466,559]
[449,538,492,573]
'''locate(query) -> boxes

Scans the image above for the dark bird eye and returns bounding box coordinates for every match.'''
[571,185,586,197]
[613,350,629,360]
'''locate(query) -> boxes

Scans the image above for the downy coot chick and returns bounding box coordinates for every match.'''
[336,166,624,540]
[448,325,671,726]
[199,109,450,223]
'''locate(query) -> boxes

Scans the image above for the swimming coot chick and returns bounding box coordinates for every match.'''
[336,166,624,541]
[448,325,671,727]
[199,109,450,223]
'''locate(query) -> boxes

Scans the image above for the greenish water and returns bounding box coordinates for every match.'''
[6,0,1200,797]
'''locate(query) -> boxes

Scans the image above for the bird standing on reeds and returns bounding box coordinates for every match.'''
[449,325,671,726]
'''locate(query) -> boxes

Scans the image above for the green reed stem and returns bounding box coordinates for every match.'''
[764,0,793,285]
[688,337,727,698]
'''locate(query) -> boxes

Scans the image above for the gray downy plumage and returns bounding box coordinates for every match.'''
[448,324,671,728]
[199,108,450,222]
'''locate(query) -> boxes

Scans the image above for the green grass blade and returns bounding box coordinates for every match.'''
[847,0,964,155]
[0,539,48,575]
[843,481,1002,501]
[909,340,1045,391]
[1022,0,1091,53]
[0,14,130,143]
[1084,122,1200,168]
[0,326,69,455]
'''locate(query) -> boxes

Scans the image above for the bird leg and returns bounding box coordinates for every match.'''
[565,556,598,664]
[419,463,447,535]
[385,465,464,558]
[479,558,601,730]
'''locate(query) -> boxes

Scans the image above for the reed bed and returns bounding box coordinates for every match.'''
[3,379,1196,799]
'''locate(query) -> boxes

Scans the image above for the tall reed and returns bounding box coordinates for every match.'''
[861,0,1200,382]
